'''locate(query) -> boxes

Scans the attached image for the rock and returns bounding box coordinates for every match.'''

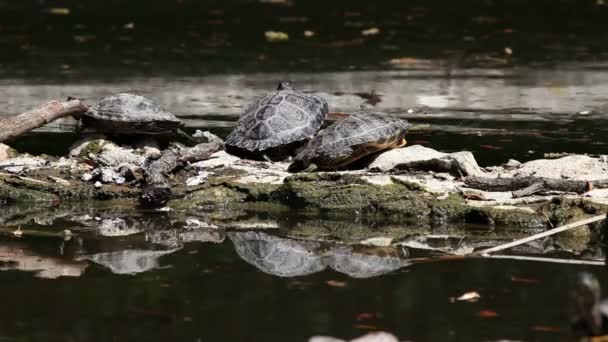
[503,159,522,169]
[0,144,18,161]
[369,145,483,176]
[72,138,146,167]
[516,155,608,181]
[186,171,211,186]
[191,150,240,169]
[99,167,126,184]
[48,176,70,186]
[69,136,107,157]
[193,130,224,144]
[0,156,47,173]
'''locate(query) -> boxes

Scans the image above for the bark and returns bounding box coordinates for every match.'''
[140,142,223,207]
[465,176,608,197]
[0,99,88,143]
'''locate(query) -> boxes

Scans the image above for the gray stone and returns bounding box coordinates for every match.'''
[0,144,17,161]
[516,155,608,181]
[369,145,483,176]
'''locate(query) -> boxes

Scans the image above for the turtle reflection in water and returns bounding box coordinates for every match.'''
[228,231,408,278]
[289,112,410,172]
[79,93,188,138]
[225,81,328,161]
[572,272,608,338]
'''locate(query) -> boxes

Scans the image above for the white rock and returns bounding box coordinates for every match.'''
[99,167,126,184]
[369,145,483,176]
[0,143,17,161]
[186,171,211,186]
[94,181,102,188]
[191,150,240,169]
[0,156,47,173]
[360,237,393,247]
[516,155,608,181]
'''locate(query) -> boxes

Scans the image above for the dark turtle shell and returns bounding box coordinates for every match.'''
[83,93,184,135]
[225,82,328,158]
[290,112,410,171]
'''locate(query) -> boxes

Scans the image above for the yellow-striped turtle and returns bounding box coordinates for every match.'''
[288,112,409,172]
[225,81,328,161]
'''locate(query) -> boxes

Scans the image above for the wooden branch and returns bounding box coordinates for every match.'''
[465,176,608,197]
[473,214,606,255]
[0,99,88,143]
[140,142,223,207]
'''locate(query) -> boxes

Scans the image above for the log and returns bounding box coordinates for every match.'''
[0,99,88,143]
[464,176,608,197]
[140,142,223,207]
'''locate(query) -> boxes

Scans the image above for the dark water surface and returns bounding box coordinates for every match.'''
[0,230,603,342]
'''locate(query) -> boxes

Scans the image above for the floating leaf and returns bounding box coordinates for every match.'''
[265,31,289,42]
[476,310,499,318]
[361,27,380,36]
[48,8,70,15]
[326,280,347,288]
[455,291,481,302]
[510,276,540,284]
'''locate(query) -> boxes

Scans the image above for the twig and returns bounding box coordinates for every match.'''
[473,214,606,255]
[482,254,605,266]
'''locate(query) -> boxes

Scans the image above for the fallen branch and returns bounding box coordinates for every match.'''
[141,142,223,207]
[465,176,608,197]
[0,99,88,143]
[482,254,605,266]
[473,214,606,255]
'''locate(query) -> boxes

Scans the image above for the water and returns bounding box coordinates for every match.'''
[3,1,608,340]
[0,228,602,342]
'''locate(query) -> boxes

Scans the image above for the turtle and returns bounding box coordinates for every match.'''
[80,93,185,136]
[288,112,410,172]
[225,81,328,161]
[572,272,608,337]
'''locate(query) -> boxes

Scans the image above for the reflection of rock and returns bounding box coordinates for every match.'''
[85,249,177,275]
[229,231,325,277]
[310,332,399,342]
[328,246,406,278]
[229,231,408,278]
[0,243,88,278]
[98,218,144,237]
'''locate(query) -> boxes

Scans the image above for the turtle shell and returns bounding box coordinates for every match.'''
[225,83,328,155]
[291,112,410,170]
[83,93,184,134]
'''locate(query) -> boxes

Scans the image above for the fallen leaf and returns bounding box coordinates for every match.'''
[264,31,289,42]
[361,27,380,36]
[480,144,503,150]
[48,8,70,15]
[510,276,540,284]
[531,326,563,333]
[356,312,378,321]
[455,291,481,302]
[476,310,499,318]
[326,280,347,288]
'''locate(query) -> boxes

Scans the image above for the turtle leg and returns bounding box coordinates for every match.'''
[301,163,318,173]
[176,128,196,143]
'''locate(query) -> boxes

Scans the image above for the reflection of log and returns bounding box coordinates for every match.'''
[465,176,608,197]
[0,99,88,143]
[141,142,223,207]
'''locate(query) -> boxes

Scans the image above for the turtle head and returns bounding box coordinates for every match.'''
[277,81,294,91]
[574,272,603,335]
